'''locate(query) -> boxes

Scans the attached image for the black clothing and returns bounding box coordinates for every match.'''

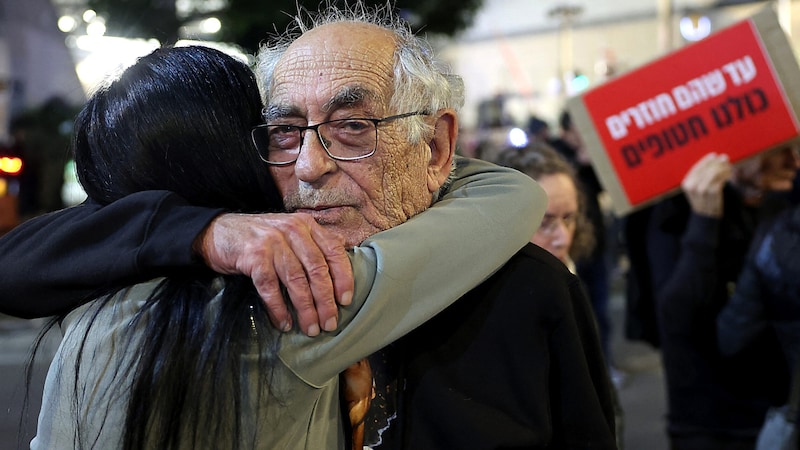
[378,244,617,449]
[550,137,614,360]
[0,191,221,318]
[718,204,800,371]
[647,187,788,447]
[622,206,660,347]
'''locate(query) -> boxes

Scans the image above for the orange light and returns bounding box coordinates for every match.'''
[0,157,22,175]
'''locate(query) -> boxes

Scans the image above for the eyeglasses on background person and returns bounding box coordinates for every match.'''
[251,111,427,165]
[538,212,578,235]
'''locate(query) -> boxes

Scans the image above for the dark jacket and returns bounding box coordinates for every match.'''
[647,187,788,444]
[718,204,800,371]
[378,243,617,449]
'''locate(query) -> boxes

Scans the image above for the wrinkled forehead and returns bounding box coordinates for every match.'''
[269,22,397,116]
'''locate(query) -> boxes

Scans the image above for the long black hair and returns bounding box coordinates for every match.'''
[75,46,280,210]
[67,45,283,449]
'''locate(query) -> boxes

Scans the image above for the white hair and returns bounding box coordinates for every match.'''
[254,1,465,145]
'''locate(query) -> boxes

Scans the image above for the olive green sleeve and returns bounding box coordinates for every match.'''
[279,156,545,386]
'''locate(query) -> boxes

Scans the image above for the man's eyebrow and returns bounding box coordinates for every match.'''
[263,86,382,120]
[262,105,297,121]
[322,86,380,113]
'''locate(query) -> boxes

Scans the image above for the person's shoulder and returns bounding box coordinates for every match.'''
[494,243,582,294]
[511,243,575,275]
[478,243,584,324]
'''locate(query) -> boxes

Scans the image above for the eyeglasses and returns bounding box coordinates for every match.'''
[538,212,578,235]
[251,111,427,165]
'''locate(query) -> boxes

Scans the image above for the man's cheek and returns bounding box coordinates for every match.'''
[271,174,295,200]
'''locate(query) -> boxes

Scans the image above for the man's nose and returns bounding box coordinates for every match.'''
[294,130,337,183]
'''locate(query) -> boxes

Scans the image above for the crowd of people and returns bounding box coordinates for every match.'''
[1,1,800,449]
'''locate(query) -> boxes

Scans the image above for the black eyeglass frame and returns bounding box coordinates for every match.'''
[251,111,428,166]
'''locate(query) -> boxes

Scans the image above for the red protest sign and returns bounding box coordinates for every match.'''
[567,6,800,215]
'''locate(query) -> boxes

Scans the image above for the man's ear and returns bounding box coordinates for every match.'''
[426,109,457,193]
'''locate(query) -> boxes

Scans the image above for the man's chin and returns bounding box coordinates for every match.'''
[317,223,375,248]
[294,207,381,247]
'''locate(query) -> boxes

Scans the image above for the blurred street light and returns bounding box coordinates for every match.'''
[679,12,711,41]
[57,15,78,33]
[548,4,584,99]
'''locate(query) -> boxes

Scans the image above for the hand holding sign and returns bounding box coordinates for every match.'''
[681,152,732,218]
[567,5,800,215]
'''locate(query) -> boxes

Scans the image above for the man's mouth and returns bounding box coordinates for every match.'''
[294,205,352,224]
[296,204,341,212]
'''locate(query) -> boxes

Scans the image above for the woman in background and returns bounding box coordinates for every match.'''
[497,142,595,270]
[497,142,625,449]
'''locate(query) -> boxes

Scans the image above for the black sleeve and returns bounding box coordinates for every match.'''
[647,197,722,327]
[716,252,769,355]
[0,191,224,318]
[555,270,618,448]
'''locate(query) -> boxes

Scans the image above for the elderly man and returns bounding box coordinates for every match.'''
[1,4,616,449]
[254,15,614,448]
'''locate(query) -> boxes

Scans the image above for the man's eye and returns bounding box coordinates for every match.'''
[269,125,297,135]
[334,120,371,133]
[268,126,300,149]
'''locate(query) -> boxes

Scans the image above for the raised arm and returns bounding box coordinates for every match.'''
[279,156,546,385]
[650,153,733,321]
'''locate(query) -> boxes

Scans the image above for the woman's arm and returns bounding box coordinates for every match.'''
[0,191,220,318]
[279,156,546,385]
[0,193,353,332]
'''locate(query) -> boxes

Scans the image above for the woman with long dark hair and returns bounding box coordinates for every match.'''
[30,45,541,449]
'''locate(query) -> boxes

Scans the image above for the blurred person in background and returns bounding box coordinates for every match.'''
[548,110,621,384]
[6,116,38,221]
[622,205,661,349]
[7,98,78,219]
[497,141,625,449]
[716,200,800,366]
[715,193,800,441]
[527,115,552,144]
[34,97,74,213]
[497,142,595,270]
[642,145,800,450]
